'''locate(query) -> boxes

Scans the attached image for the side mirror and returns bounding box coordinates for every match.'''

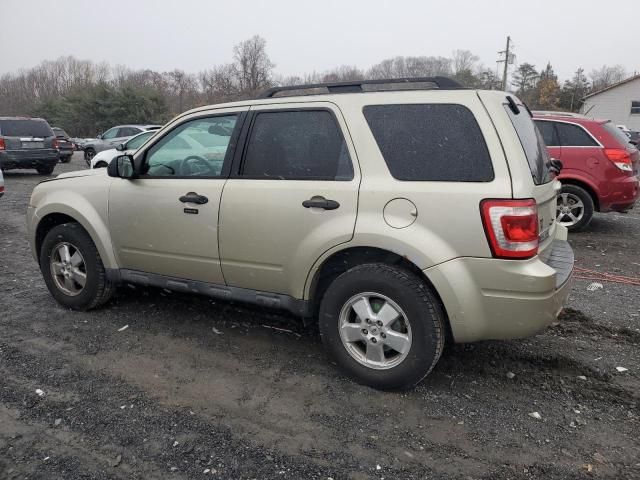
[115,143,125,151]
[97,134,103,140]
[107,155,135,179]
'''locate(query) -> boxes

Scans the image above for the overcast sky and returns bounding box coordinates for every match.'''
[2,0,638,82]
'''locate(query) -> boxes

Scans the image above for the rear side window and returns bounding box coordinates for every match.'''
[242,110,353,180]
[0,119,53,137]
[118,127,141,137]
[363,104,493,182]
[555,122,598,147]
[504,106,552,185]
[602,122,633,147]
[534,120,559,146]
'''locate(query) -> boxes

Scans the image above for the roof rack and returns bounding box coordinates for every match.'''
[257,76,465,99]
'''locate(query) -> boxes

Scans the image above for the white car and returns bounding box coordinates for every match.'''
[91,130,157,168]
[91,124,229,171]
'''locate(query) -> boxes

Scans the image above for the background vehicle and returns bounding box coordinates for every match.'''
[28,79,573,389]
[91,130,156,168]
[0,169,4,197]
[52,127,74,163]
[83,124,161,164]
[534,114,640,230]
[0,117,59,175]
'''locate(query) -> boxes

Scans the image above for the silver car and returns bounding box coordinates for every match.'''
[83,124,161,164]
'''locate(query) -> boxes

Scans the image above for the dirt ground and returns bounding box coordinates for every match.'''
[1,154,638,480]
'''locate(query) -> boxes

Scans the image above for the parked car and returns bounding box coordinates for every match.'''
[83,124,161,164]
[534,114,640,230]
[52,127,74,163]
[0,169,4,198]
[0,117,59,175]
[90,130,157,168]
[628,131,640,145]
[27,78,574,389]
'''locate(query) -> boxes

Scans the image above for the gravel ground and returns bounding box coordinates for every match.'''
[1,154,639,480]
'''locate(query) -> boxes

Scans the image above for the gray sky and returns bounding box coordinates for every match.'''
[2,0,638,81]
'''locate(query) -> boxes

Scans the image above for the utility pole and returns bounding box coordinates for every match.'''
[497,36,513,91]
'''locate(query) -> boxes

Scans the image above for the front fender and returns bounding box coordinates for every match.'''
[28,180,117,269]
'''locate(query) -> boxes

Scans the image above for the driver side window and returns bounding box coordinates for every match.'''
[102,127,119,140]
[143,115,238,177]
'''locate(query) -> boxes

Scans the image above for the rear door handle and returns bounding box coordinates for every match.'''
[179,192,209,205]
[302,196,340,210]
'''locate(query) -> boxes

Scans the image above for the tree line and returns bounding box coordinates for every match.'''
[0,35,631,136]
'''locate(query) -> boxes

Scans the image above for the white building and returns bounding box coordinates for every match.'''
[581,74,640,130]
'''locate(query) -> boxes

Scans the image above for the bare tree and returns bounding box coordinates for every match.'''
[232,35,275,94]
[589,65,628,91]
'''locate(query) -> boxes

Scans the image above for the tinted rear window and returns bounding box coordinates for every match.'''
[0,119,53,137]
[504,106,552,185]
[363,104,494,182]
[52,128,69,138]
[602,122,633,147]
[555,122,598,147]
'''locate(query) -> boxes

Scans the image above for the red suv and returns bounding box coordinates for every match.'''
[533,114,639,230]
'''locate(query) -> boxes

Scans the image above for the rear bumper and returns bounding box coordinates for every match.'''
[424,227,573,343]
[0,150,59,170]
[599,175,639,212]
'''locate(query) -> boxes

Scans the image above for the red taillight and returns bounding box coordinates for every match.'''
[604,148,632,172]
[481,199,539,259]
[52,138,59,149]
[0,137,5,150]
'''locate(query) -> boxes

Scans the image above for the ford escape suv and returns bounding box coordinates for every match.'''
[27,78,573,389]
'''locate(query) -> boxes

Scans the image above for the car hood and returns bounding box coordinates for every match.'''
[55,169,108,180]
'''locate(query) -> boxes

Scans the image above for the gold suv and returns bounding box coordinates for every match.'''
[27,78,574,389]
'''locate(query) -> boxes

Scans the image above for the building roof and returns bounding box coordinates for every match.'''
[584,74,640,99]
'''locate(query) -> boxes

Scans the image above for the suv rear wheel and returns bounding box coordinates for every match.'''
[40,223,115,310]
[556,184,594,231]
[319,263,445,389]
[36,165,55,175]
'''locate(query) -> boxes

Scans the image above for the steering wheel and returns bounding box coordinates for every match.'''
[180,155,215,176]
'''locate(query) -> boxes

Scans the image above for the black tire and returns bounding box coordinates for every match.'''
[60,155,72,163]
[94,161,108,168]
[36,165,55,175]
[558,184,594,232]
[319,263,446,390]
[40,223,115,310]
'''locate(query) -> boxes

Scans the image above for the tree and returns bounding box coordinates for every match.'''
[511,63,539,103]
[531,63,561,110]
[232,35,275,95]
[558,68,590,112]
[589,65,627,91]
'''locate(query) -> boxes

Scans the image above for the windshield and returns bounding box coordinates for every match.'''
[602,122,633,148]
[0,119,53,137]
[503,105,552,185]
[126,131,155,150]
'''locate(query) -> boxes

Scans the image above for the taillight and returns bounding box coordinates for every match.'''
[481,199,539,259]
[52,138,59,149]
[0,137,5,150]
[604,148,633,172]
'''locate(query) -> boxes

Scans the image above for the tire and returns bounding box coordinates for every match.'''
[40,223,115,310]
[94,161,108,168]
[60,155,72,163]
[557,184,594,231]
[319,263,445,390]
[84,148,95,165]
[36,165,55,175]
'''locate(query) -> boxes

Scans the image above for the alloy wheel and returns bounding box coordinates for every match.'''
[556,192,584,227]
[50,242,87,296]
[338,292,412,370]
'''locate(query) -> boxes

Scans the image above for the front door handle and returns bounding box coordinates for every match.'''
[302,196,340,210]
[179,192,209,205]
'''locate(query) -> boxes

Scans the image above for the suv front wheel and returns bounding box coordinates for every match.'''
[40,223,115,310]
[319,264,445,390]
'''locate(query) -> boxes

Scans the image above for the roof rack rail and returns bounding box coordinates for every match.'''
[257,76,465,99]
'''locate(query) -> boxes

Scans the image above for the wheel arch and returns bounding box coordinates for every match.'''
[558,176,600,212]
[34,204,118,269]
[305,246,452,341]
